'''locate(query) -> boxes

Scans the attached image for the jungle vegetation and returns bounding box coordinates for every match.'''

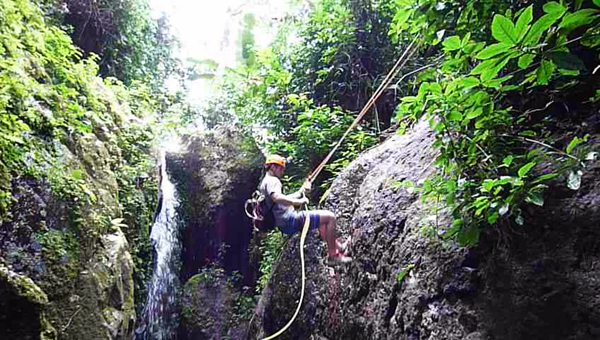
[198,0,600,288]
[1,0,599,313]
[202,0,600,248]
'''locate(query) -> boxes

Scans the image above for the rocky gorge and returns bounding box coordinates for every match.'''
[3,110,599,340]
[2,0,600,338]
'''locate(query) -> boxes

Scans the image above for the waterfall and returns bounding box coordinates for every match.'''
[137,152,182,340]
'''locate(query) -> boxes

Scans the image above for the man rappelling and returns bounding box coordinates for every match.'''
[260,155,352,265]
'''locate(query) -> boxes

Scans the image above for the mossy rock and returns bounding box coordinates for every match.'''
[181,271,253,340]
[0,264,57,340]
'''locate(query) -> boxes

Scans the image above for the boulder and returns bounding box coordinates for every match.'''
[181,269,253,340]
[168,125,263,338]
[248,120,600,340]
[0,265,57,340]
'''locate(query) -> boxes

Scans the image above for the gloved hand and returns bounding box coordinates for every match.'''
[300,180,312,195]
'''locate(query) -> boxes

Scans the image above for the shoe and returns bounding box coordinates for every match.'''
[326,254,353,266]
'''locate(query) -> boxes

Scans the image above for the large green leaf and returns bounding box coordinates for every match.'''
[536,60,556,85]
[518,54,535,69]
[543,2,567,15]
[459,77,481,89]
[559,10,600,33]
[475,43,512,60]
[481,54,514,81]
[582,29,600,48]
[465,107,483,120]
[525,192,544,206]
[518,161,536,178]
[548,52,586,71]
[492,14,518,44]
[515,6,533,42]
[443,36,462,51]
[532,173,558,184]
[471,57,503,75]
[448,111,463,122]
[484,75,512,89]
[523,11,565,46]
[566,137,581,154]
[594,0,600,7]
[393,9,413,26]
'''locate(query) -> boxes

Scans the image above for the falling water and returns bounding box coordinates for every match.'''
[137,152,182,340]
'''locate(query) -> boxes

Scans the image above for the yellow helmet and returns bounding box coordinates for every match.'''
[265,155,286,169]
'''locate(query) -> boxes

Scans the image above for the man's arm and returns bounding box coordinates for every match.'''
[271,192,308,207]
[286,180,312,199]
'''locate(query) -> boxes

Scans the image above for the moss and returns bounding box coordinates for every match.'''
[0,265,48,304]
[181,267,256,338]
[40,312,58,340]
[0,2,159,339]
[0,265,57,340]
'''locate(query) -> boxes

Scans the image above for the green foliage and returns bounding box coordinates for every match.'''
[0,0,93,217]
[234,293,257,319]
[61,0,182,92]
[111,119,158,314]
[397,263,415,283]
[34,229,79,263]
[188,264,226,287]
[256,230,286,294]
[394,1,600,245]
[48,166,97,206]
[203,0,392,199]
[0,0,165,319]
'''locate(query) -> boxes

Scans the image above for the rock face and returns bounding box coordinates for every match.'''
[181,270,253,340]
[0,80,155,340]
[247,121,600,340]
[168,126,263,284]
[0,265,56,340]
[168,126,264,339]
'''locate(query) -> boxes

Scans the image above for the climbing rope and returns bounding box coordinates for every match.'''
[254,37,421,339]
[308,36,421,182]
[260,214,310,340]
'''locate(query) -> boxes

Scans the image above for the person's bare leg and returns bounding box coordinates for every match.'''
[317,210,338,257]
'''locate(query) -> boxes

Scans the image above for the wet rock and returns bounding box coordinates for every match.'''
[181,273,252,340]
[168,125,264,339]
[0,78,147,340]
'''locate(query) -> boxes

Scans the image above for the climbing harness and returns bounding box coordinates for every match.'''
[246,187,279,233]
[245,191,266,228]
[251,37,422,339]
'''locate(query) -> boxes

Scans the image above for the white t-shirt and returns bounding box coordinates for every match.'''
[259,173,292,226]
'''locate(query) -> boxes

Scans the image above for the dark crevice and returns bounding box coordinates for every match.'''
[383,289,399,328]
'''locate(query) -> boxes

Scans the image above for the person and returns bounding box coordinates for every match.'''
[260,155,352,265]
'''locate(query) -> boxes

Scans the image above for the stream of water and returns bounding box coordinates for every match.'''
[137,153,182,340]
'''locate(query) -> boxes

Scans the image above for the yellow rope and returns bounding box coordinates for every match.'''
[256,38,421,339]
[261,215,311,340]
[308,36,421,182]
